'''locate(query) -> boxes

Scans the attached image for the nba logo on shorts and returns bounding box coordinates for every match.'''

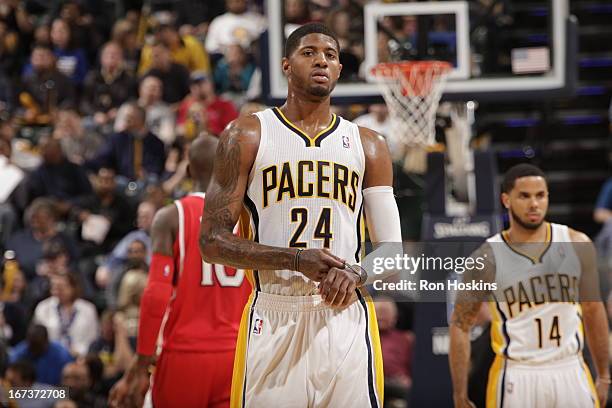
[342,135,350,148]
[253,318,264,335]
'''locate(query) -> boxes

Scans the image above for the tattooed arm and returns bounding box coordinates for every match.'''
[448,243,495,408]
[199,115,344,280]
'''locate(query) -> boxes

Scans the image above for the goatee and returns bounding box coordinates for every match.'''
[509,207,543,230]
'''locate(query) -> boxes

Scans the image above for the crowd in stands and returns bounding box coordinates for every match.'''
[0,0,413,406]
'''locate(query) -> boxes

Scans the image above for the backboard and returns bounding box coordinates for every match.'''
[261,0,575,104]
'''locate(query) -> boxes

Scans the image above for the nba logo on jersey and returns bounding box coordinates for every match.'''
[253,318,264,335]
[342,135,350,148]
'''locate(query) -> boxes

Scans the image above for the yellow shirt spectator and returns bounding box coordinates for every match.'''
[139,28,210,75]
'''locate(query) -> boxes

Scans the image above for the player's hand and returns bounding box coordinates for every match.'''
[453,393,476,408]
[108,367,149,408]
[318,266,359,307]
[296,248,345,282]
[595,377,609,407]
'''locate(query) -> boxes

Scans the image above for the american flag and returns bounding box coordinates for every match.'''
[511,47,551,74]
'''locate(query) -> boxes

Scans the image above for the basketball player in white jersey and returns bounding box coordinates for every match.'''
[449,164,609,408]
[199,23,402,407]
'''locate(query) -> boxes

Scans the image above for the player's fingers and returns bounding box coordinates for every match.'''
[341,280,357,307]
[325,271,342,305]
[319,269,338,302]
[333,277,351,307]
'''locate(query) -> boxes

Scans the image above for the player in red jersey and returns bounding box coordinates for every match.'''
[109,134,251,408]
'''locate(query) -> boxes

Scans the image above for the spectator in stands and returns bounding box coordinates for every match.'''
[0,0,33,50]
[58,0,103,64]
[4,360,61,405]
[82,42,137,130]
[284,0,311,35]
[27,135,92,217]
[0,17,20,79]
[61,360,106,408]
[213,43,257,105]
[72,167,135,257]
[31,237,85,306]
[114,75,175,145]
[353,104,401,153]
[139,23,210,75]
[105,239,147,309]
[33,273,99,357]
[110,20,140,76]
[52,108,104,165]
[82,353,107,400]
[141,42,190,105]
[161,142,191,197]
[354,104,391,138]
[116,267,147,342]
[10,324,73,386]
[177,72,238,138]
[205,0,266,57]
[95,200,155,289]
[375,296,414,407]
[88,311,133,384]
[325,9,360,80]
[0,137,22,249]
[50,18,88,85]
[6,198,79,281]
[19,44,75,126]
[0,294,27,347]
[143,183,168,210]
[87,103,166,184]
[33,23,51,47]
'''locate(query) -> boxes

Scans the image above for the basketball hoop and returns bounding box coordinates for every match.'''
[370,61,452,148]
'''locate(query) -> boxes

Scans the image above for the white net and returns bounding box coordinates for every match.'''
[370,61,452,148]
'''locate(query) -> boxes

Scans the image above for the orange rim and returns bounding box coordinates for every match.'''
[370,60,452,97]
[370,60,452,78]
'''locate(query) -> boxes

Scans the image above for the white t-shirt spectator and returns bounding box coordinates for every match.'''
[354,111,404,154]
[205,12,266,54]
[34,297,99,356]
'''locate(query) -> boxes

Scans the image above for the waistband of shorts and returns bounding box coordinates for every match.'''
[253,291,358,312]
[505,355,582,370]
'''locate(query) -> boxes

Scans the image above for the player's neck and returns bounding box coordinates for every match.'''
[281,93,333,126]
[506,221,548,243]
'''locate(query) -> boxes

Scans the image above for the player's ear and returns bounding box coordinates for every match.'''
[501,192,510,209]
[282,57,290,77]
[337,63,343,79]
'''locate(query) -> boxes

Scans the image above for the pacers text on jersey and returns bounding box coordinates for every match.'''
[261,160,360,212]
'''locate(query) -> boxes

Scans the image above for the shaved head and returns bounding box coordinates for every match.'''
[189,133,219,191]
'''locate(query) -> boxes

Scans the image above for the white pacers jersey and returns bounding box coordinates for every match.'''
[242,107,365,296]
[487,223,583,364]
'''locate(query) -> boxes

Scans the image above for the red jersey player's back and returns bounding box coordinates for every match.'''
[162,193,251,353]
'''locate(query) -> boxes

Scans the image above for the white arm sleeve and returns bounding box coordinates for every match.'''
[361,186,403,283]
[363,186,402,243]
